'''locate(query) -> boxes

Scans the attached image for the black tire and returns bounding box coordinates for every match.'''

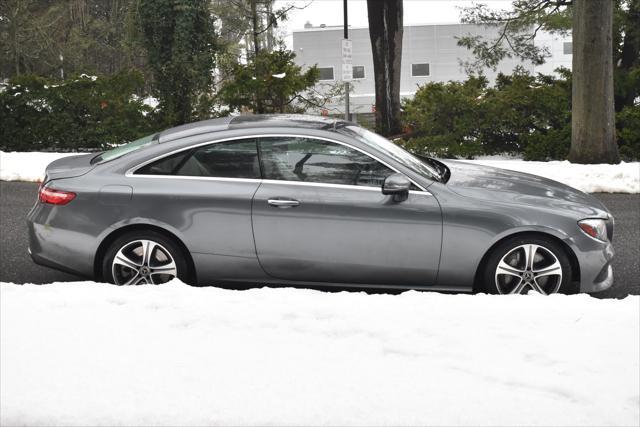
[482,235,575,295]
[102,230,190,285]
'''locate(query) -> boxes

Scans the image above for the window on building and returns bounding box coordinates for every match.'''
[352,65,365,79]
[563,42,572,55]
[257,137,395,188]
[136,139,260,179]
[318,67,335,81]
[412,63,430,77]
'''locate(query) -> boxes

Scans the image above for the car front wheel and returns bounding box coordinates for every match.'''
[482,236,574,295]
[103,231,188,286]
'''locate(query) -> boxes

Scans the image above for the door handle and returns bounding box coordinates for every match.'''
[268,198,300,208]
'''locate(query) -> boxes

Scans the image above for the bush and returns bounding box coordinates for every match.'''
[402,76,487,158]
[0,71,157,151]
[402,68,573,159]
[399,136,485,159]
[617,104,640,161]
[522,125,571,160]
[483,70,572,155]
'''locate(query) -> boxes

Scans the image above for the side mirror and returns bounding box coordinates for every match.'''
[382,173,411,202]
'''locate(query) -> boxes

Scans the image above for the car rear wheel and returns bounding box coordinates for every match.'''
[103,231,188,286]
[482,236,574,295]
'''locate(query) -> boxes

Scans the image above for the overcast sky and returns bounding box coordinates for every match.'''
[276,0,513,44]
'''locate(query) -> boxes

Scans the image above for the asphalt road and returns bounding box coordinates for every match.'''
[1,181,638,298]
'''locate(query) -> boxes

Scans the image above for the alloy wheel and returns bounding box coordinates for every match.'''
[111,239,177,285]
[494,244,563,295]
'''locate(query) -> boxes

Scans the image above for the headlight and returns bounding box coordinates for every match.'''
[578,219,608,241]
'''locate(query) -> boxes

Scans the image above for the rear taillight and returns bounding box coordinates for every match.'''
[39,187,76,205]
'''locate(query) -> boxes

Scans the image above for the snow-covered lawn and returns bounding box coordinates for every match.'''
[1,151,639,193]
[1,281,638,426]
[0,151,79,182]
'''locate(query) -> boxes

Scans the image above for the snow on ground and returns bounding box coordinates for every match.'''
[0,151,79,182]
[1,151,639,193]
[1,280,638,426]
[463,159,640,194]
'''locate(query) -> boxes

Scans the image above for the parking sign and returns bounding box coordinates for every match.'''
[342,39,353,81]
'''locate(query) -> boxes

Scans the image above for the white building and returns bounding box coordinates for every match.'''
[292,23,572,118]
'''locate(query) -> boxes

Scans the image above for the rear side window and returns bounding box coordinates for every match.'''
[136,151,189,175]
[257,136,395,187]
[135,139,260,179]
[92,133,158,164]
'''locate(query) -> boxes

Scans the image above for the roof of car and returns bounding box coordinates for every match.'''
[158,114,349,143]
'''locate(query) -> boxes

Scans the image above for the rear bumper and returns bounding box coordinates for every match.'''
[27,206,96,278]
[28,245,90,278]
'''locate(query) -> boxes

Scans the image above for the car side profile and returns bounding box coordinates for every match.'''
[27,114,615,294]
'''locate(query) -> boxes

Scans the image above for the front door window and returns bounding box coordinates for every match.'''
[258,137,395,188]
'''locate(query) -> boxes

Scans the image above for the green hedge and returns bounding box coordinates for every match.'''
[0,71,158,152]
[618,104,640,160]
[402,68,639,161]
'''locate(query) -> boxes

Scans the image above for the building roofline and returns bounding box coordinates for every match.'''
[293,22,479,33]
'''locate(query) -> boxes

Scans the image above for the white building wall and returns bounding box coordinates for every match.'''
[293,24,572,115]
[534,30,573,75]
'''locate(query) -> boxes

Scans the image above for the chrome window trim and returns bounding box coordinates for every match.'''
[126,174,262,184]
[125,133,429,192]
[125,174,430,196]
[261,179,431,196]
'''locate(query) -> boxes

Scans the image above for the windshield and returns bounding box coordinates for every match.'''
[91,133,158,164]
[339,126,442,182]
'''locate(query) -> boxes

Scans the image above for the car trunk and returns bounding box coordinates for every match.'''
[44,153,96,183]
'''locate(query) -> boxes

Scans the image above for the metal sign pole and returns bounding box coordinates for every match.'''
[344,0,350,121]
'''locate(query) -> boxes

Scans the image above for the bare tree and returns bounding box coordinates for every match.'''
[366,0,403,136]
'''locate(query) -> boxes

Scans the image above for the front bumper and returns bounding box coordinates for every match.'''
[575,237,615,293]
[588,263,614,293]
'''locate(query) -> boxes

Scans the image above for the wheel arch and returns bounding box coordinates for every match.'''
[472,230,581,293]
[94,224,197,284]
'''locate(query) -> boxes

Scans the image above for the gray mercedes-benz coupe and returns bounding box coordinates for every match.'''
[27,114,615,294]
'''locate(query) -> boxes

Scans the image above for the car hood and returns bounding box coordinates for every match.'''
[439,160,609,216]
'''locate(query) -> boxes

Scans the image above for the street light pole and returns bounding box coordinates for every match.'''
[344,0,350,121]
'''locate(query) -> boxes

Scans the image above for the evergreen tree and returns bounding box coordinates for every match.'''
[138,0,219,125]
[218,49,338,114]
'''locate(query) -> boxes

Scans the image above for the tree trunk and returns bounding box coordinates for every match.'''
[250,0,264,114]
[569,0,620,164]
[11,3,20,76]
[265,0,274,52]
[366,0,403,136]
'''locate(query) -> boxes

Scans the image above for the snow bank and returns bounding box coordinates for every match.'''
[1,151,639,193]
[464,159,640,194]
[2,281,638,426]
[0,151,79,182]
